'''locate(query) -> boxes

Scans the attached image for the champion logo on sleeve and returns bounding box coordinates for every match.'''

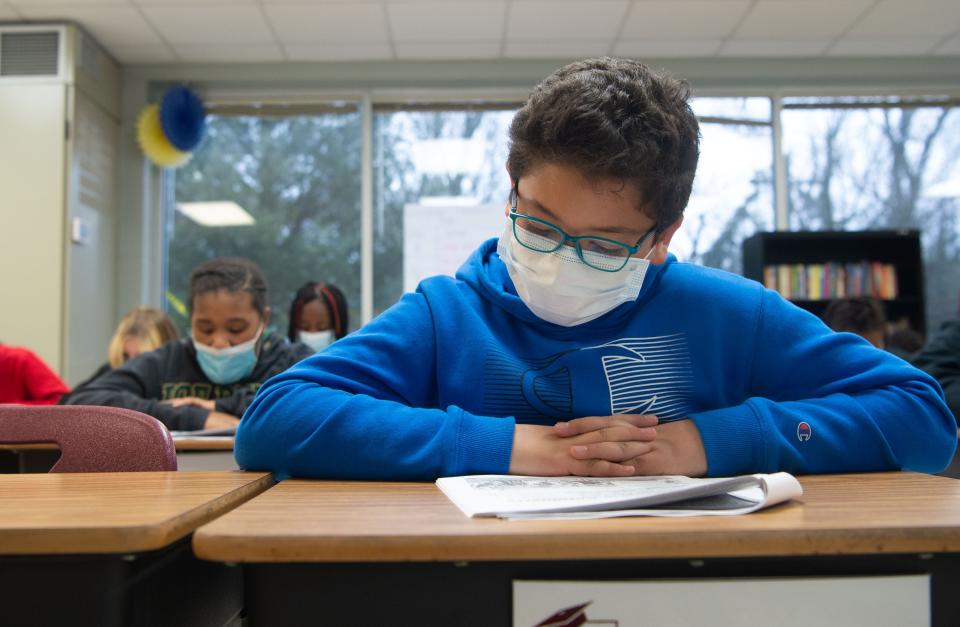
[797,421,812,442]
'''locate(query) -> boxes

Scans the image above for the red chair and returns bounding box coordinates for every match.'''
[0,405,177,472]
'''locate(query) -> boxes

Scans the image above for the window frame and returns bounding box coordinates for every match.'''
[158,85,960,326]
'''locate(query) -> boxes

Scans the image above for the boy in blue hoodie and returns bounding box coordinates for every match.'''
[237,58,957,480]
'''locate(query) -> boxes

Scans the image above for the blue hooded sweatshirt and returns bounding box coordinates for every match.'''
[237,238,957,480]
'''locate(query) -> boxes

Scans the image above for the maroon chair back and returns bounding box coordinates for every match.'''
[0,405,177,472]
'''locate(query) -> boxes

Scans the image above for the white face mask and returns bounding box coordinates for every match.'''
[299,329,335,352]
[496,222,654,327]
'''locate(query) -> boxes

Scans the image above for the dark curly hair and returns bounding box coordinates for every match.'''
[188,257,268,316]
[823,297,886,335]
[507,57,700,231]
[288,282,349,341]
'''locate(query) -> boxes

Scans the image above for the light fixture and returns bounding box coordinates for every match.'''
[410,138,486,176]
[924,179,960,199]
[417,196,481,207]
[176,201,255,227]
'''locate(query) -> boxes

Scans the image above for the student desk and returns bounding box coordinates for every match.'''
[0,470,272,627]
[0,436,238,472]
[193,472,960,626]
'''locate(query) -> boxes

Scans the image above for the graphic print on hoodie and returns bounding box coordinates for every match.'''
[484,334,693,424]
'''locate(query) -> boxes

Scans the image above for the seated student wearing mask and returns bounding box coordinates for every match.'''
[288,282,349,352]
[61,306,179,403]
[65,258,312,431]
[237,58,956,480]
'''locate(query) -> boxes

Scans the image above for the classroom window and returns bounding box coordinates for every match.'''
[372,105,518,316]
[782,96,960,331]
[673,97,775,274]
[164,106,362,336]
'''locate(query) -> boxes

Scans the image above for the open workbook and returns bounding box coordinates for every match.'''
[168,426,237,438]
[436,472,802,520]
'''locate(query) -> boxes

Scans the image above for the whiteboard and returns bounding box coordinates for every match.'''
[402,203,504,293]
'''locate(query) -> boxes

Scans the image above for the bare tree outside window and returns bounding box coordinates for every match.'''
[783,98,960,333]
[673,97,775,274]
[373,108,516,315]
[166,109,362,336]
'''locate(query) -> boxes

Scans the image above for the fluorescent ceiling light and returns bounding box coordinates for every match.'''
[410,138,486,176]
[176,201,255,227]
[924,179,960,199]
[417,196,481,207]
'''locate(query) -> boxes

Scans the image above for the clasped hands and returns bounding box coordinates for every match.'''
[162,397,240,430]
[509,413,707,478]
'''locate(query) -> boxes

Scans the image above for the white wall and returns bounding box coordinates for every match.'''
[0,82,68,373]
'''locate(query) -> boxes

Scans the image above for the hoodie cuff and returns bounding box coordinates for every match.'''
[689,401,766,477]
[453,409,515,475]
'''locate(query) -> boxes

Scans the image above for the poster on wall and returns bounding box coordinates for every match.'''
[513,576,928,627]
[403,201,503,293]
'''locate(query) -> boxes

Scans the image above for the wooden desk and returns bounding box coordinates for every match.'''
[194,472,960,626]
[0,437,238,472]
[1,471,272,627]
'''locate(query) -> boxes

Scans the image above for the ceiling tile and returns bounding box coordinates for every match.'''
[503,40,610,59]
[848,0,960,37]
[11,0,127,5]
[109,45,177,64]
[132,0,252,3]
[621,1,752,39]
[720,39,830,56]
[265,4,388,43]
[506,1,627,41]
[140,5,274,45]
[613,38,723,58]
[176,44,284,63]
[285,42,393,61]
[933,35,960,55]
[14,6,163,48]
[734,0,871,39]
[260,0,381,3]
[0,4,19,19]
[387,2,506,43]
[395,41,500,59]
[828,37,943,55]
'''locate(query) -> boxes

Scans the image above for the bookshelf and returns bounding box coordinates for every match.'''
[741,230,925,336]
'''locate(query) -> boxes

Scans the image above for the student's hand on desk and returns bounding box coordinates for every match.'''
[202,411,241,430]
[164,397,216,411]
[558,417,708,477]
[509,414,658,477]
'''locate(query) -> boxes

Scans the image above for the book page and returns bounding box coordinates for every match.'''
[436,473,801,519]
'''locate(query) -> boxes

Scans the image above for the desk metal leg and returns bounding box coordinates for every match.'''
[0,537,243,627]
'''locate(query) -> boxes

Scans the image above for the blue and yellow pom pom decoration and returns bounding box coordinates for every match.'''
[136,85,207,168]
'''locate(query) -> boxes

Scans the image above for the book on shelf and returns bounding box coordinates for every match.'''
[436,472,802,520]
[762,261,898,301]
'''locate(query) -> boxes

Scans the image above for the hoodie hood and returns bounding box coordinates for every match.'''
[455,237,674,334]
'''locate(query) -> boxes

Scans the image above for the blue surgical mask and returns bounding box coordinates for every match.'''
[299,329,335,352]
[193,327,262,385]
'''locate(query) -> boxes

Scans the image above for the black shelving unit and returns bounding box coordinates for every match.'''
[742,230,925,335]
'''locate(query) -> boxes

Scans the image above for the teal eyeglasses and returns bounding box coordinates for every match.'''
[509,184,656,272]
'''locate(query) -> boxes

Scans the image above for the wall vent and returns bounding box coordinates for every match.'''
[0,31,60,77]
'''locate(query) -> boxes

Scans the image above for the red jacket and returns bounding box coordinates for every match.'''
[0,344,70,405]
